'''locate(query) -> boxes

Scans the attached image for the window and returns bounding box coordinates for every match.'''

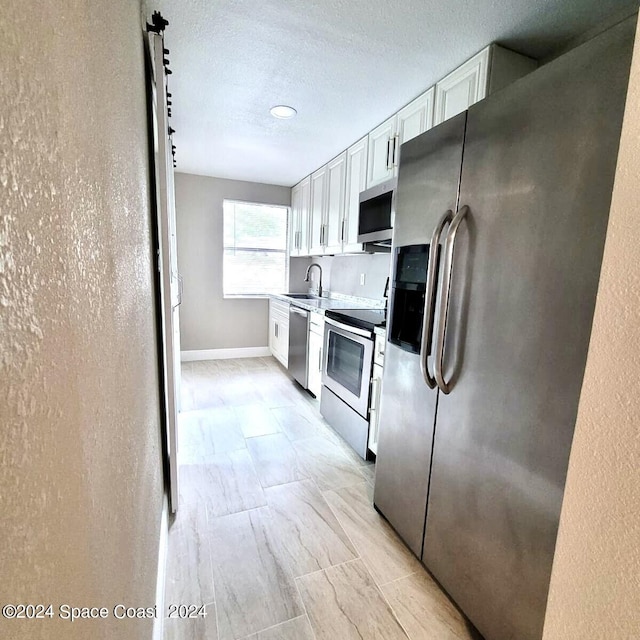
[223,200,289,297]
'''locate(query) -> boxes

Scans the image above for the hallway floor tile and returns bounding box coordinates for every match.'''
[165,357,479,640]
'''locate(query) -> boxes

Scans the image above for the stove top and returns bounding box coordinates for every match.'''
[325,308,386,333]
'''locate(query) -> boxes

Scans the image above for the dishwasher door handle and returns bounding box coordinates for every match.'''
[290,306,308,317]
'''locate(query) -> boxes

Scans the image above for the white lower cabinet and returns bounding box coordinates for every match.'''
[368,331,386,455]
[368,363,383,455]
[269,299,290,367]
[307,314,325,398]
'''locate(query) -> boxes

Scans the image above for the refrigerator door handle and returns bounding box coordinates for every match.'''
[434,205,469,394]
[420,209,453,389]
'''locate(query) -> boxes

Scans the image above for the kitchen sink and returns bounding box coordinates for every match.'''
[282,293,319,300]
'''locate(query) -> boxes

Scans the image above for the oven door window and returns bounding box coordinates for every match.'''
[327,331,365,396]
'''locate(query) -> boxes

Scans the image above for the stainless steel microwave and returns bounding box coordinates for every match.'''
[357,178,396,245]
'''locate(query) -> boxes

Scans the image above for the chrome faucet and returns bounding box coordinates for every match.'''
[304,263,323,297]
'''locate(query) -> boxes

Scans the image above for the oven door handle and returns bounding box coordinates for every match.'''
[325,317,372,339]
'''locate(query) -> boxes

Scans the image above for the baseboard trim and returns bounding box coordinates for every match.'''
[181,347,271,362]
[152,493,169,640]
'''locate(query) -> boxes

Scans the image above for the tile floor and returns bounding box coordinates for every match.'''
[164,357,480,640]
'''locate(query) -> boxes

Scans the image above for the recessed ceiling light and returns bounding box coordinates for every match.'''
[270,105,297,119]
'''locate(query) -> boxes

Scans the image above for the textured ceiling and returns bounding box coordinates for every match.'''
[153,0,635,186]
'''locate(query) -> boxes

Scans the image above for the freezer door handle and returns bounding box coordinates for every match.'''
[434,205,469,394]
[420,209,453,389]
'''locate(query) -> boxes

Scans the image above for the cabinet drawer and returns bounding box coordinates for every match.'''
[309,312,325,334]
[270,298,290,317]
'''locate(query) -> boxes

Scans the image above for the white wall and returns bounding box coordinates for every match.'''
[542,17,640,639]
[175,173,291,351]
[0,2,164,638]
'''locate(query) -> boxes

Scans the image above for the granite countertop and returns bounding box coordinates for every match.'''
[270,292,385,314]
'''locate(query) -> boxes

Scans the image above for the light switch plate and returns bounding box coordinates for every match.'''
[360,273,366,285]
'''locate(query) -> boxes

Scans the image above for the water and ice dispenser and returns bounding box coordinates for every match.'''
[388,244,434,354]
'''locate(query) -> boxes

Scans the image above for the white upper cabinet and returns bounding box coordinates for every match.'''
[434,47,490,124]
[325,152,347,254]
[290,181,302,256]
[302,141,367,257]
[293,44,535,257]
[299,176,311,255]
[435,45,536,126]
[309,165,328,255]
[290,182,301,256]
[343,136,368,253]
[367,115,397,188]
[367,88,435,188]
[397,88,435,146]
[395,88,435,171]
[290,176,310,257]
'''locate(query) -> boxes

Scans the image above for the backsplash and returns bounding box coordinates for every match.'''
[290,253,391,301]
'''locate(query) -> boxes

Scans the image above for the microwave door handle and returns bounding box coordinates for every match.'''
[420,209,453,390]
[434,205,469,394]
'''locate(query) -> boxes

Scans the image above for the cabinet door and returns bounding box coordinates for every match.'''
[396,88,435,170]
[277,315,289,367]
[325,152,346,254]
[269,300,290,366]
[298,175,311,256]
[290,181,302,256]
[270,315,286,365]
[309,165,327,255]
[269,314,277,357]
[434,46,489,125]
[307,329,324,398]
[368,363,384,455]
[367,115,396,188]
[343,136,367,253]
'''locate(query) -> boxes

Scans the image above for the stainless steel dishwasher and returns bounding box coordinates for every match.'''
[288,304,309,389]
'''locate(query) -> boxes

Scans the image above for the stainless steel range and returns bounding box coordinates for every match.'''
[320,308,386,459]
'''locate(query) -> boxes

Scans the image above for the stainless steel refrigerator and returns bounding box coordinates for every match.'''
[374,16,635,640]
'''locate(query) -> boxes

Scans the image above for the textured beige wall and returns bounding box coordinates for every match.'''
[542,20,640,640]
[174,172,291,351]
[0,2,164,639]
